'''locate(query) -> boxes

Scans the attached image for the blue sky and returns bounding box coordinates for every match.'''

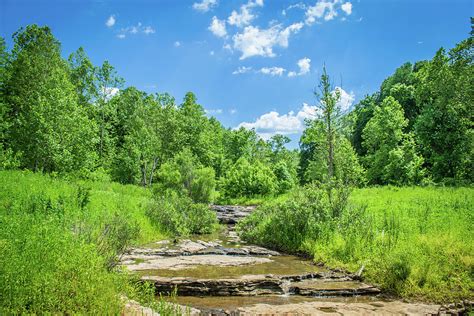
[1,0,472,145]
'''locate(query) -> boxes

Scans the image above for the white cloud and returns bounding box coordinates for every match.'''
[232,22,303,59]
[117,22,155,38]
[227,0,264,28]
[209,16,227,38]
[305,0,338,24]
[210,50,215,55]
[232,66,253,75]
[205,108,223,115]
[237,87,354,139]
[289,57,311,77]
[230,108,237,114]
[237,103,320,139]
[259,67,286,76]
[334,86,355,112]
[174,41,181,47]
[193,0,218,12]
[106,15,116,27]
[143,26,155,34]
[341,2,352,15]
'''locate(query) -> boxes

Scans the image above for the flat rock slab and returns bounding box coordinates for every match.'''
[236,300,442,315]
[125,254,272,271]
[122,240,279,260]
[210,205,255,224]
[141,273,379,297]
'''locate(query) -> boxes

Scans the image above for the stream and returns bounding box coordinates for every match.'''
[121,205,443,315]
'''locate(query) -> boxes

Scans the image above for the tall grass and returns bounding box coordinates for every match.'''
[0,170,168,313]
[238,185,473,302]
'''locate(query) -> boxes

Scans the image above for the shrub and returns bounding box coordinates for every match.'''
[0,206,124,314]
[146,192,217,236]
[156,149,217,203]
[221,157,277,198]
[238,184,348,252]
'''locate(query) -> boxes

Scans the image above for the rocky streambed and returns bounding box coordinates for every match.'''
[121,205,445,315]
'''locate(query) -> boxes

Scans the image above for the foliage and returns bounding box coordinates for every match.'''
[238,185,474,302]
[3,25,98,174]
[238,183,349,253]
[310,186,474,302]
[221,157,277,198]
[0,170,167,314]
[156,149,217,203]
[362,96,424,185]
[414,40,473,183]
[146,192,218,236]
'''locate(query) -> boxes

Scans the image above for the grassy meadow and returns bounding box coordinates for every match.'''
[239,185,474,303]
[0,170,166,314]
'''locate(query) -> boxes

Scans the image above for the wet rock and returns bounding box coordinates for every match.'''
[142,274,381,298]
[179,240,208,253]
[210,205,255,224]
[143,275,284,296]
[245,245,280,256]
[125,254,272,271]
[237,300,441,315]
[289,280,381,296]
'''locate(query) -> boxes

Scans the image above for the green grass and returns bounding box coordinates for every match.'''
[239,185,474,303]
[0,170,168,314]
[312,186,474,302]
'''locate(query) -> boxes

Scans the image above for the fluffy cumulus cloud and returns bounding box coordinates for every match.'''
[305,0,352,25]
[228,0,264,28]
[117,22,155,38]
[237,87,354,139]
[341,2,352,15]
[193,0,218,12]
[106,15,116,27]
[288,57,311,77]
[232,22,303,59]
[237,103,320,139]
[334,86,355,112]
[208,16,227,38]
[259,66,286,76]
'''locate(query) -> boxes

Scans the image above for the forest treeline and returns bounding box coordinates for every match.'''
[0,24,472,200]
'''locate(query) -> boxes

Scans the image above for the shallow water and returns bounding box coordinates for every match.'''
[137,255,326,278]
[172,294,380,311]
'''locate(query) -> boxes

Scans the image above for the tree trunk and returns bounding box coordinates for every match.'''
[149,157,158,187]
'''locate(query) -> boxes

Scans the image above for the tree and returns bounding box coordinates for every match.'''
[4,25,97,173]
[315,66,341,180]
[414,42,473,182]
[363,96,424,184]
[95,61,124,168]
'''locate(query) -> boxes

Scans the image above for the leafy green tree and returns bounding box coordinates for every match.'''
[221,157,276,198]
[156,149,216,203]
[0,37,20,169]
[315,66,341,180]
[363,96,424,184]
[301,120,365,185]
[414,41,473,182]
[4,25,97,173]
[95,61,124,169]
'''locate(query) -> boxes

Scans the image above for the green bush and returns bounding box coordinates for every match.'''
[147,192,217,236]
[238,184,347,252]
[0,170,168,313]
[0,203,124,313]
[221,157,277,198]
[156,149,217,203]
